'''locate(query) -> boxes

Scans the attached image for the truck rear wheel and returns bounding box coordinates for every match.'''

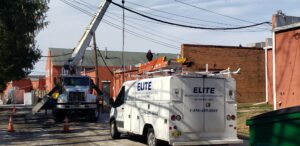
[110,120,120,139]
[147,128,158,146]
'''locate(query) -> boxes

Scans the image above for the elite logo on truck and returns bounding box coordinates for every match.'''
[193,87,215,94]
[137,81,152,91]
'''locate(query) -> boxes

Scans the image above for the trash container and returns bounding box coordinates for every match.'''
[246,106,300,146]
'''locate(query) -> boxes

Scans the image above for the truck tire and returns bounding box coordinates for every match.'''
[52,109,65,122]
[147,128,158,146]
[88,107,100,122]
[110,120,120,139]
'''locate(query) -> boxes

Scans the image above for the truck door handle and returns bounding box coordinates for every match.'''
[121,107,124,110]
[137,116,139,119]
[128,115,131,118]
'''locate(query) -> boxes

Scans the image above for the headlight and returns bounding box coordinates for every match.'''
[57,98,64,103]
[57,94,67,103]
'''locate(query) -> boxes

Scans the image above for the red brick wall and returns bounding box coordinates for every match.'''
[113,70,138,99]
[181,44,265,103]
[275,28,300,109]
[32,78,46,90]
[12,79,33,92]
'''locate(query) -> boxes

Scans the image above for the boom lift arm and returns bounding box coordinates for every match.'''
[65,0,111,74]
[33,0,112,115]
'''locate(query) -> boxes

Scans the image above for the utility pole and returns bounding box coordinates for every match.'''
[93,33,99,88]
[92,33,101,110]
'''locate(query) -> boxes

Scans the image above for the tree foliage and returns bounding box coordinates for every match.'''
[0,0,49,91]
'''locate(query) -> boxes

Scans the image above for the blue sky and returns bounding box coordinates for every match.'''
[33,0,300,74]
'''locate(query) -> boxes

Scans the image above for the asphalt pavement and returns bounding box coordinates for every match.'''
[0,106,248,146]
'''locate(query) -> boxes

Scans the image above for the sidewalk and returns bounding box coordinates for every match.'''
[0,104,32,111]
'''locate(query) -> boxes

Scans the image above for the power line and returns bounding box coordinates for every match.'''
[107,11,199,43]
[60,0,180,50]
[102,19,180,50]
[75,0,199,42]
[108,12,267,33]
[73,0,269,32]
[121,0,125,81]
[105,14,183,44]
[109,0,271,30]
[174,0,268,25]
[97,49,113,75]
[125,1,269,31]
[75,0,269,31]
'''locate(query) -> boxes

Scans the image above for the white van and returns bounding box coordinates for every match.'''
[109,74,242,146]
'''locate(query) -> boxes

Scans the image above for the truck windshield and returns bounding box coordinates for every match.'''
[63,77,89,86]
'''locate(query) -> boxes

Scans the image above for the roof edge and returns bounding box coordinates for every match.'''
[274,22,300,32]
[181,44,263,50]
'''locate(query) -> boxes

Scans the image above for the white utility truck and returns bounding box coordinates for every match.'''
[110,73,242,146]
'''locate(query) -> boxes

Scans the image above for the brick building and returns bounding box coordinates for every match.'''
[3,75,46,104]
[269,23,300,109]
[4,75,46,93]
[181,44,265,103]
[45,48,177,98]
[265,12,300,109]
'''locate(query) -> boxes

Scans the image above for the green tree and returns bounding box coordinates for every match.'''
[0,0,49,91]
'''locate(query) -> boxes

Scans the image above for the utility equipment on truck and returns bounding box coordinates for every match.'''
[33,0,111,122]
[109,58,242,146]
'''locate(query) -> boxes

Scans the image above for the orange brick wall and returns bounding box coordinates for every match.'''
[275,28,300,109]
[4,79,33,94]
[181,44,265,103]
[113,70,138,98]
[85,66,122,97]
[32,78,46,90]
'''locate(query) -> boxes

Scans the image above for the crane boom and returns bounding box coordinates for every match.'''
[67,0,110,74]
[33,0,113,120]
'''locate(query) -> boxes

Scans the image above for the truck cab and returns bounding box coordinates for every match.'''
[52,75,99,122]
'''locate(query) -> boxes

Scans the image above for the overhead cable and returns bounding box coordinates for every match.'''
[126,1,269,31]
[109,0,271,30]
[97,49,113,75]
[174,0,265,25]
[61,0,180,50]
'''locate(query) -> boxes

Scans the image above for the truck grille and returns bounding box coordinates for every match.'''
[68,92,85,102]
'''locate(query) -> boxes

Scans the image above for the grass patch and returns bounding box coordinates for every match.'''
[237,103,273,137]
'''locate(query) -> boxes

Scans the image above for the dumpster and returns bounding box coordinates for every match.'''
[246,106,300,146]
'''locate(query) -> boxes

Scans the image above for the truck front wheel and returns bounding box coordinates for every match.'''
[110,120,120,139]
[147,128,158,146]
[52,109,65,122]
[88,107,100,122]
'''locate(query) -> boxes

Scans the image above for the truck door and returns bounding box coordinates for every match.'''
[129,84,139,133]
[113,86,125,130]
[203,78,225,132]
[124,83,136,131]
[131,102,140,133]
[182,77,205,132]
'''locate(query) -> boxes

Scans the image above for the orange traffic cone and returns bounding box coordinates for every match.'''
[63,116,70,132]
[7,115,14,132]
[12,106,16,114]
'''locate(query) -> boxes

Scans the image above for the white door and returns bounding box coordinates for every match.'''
[203,78,225,132]
[182,77,205,132]
[124,84,136,131]
[124,101,132,131]
[131,102,140,133]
